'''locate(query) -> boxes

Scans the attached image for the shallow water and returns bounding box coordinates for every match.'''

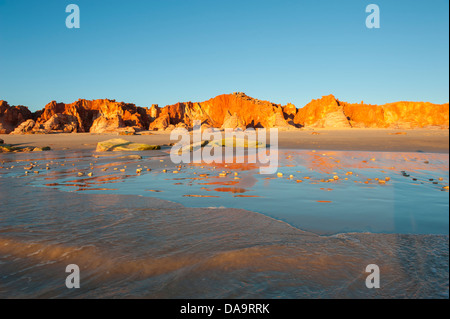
[3,149,447,235]
[0,149,448,298]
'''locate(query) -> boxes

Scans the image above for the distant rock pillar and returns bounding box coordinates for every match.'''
[149,104,160,121]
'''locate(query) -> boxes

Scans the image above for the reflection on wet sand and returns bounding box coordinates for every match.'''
[3,148,446,234]
[0,180,448,298]
[0,148,448,298]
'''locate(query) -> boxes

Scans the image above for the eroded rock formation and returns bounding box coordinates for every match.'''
[293,95,449,129]
[0,100,33,134]
[0,93,448,134]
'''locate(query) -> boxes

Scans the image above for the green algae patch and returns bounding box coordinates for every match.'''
[178,140,210,155]
[96,139,161,152]
[33,146,51,152]
[0,144,15,152]
[209,137,266,148]
[0,144,51,153]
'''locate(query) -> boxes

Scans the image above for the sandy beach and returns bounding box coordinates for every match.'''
[2,129,449,153]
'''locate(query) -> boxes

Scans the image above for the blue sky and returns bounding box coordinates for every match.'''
[0,0,448,111]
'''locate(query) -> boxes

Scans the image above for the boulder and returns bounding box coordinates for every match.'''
[43,114,78,133]
[96,138,161,152]
[149,114,170,131]
[282,103,298,120]
[90,116,124,133]
[117,127,137,135]
[11,119,36,134]
[209,137,266,148]
[0,144,14,152]
[0,144,50,153]
[32,146,51,152]
[0,138,3,144]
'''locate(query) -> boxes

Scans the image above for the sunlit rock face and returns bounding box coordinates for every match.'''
[149,92,295,130]
[221,111,246,130]
[10,119,36,135]
[293,94,449,129]
[1,93,449,134]
[32,99,151,133]
[294,95,351,128]
[341,101,450,129]
[43,114,78,133]
[0,100,33,134]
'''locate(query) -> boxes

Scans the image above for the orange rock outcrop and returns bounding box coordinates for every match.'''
[293,95,449,129]
[149,92,293,131]
[0,93,448,134]
[0,100,33,134]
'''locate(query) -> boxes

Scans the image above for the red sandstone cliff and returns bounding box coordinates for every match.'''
[293,95,449,129]
[0,93,448,134]
[8,99,152,134]
[0,100,33,134]
[149,92,293,131]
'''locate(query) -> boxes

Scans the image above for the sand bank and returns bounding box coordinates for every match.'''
[1,129,449,153]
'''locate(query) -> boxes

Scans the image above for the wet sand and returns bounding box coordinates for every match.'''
[0,178,448,298]
[2,129,449,153]
[1,130,449,298]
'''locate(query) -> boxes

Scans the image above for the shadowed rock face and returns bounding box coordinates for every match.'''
[0,101,33,134]
[0,93,448,134]
[24,99,151,134]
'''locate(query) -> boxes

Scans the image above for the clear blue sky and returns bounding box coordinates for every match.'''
[0,0,448,111]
